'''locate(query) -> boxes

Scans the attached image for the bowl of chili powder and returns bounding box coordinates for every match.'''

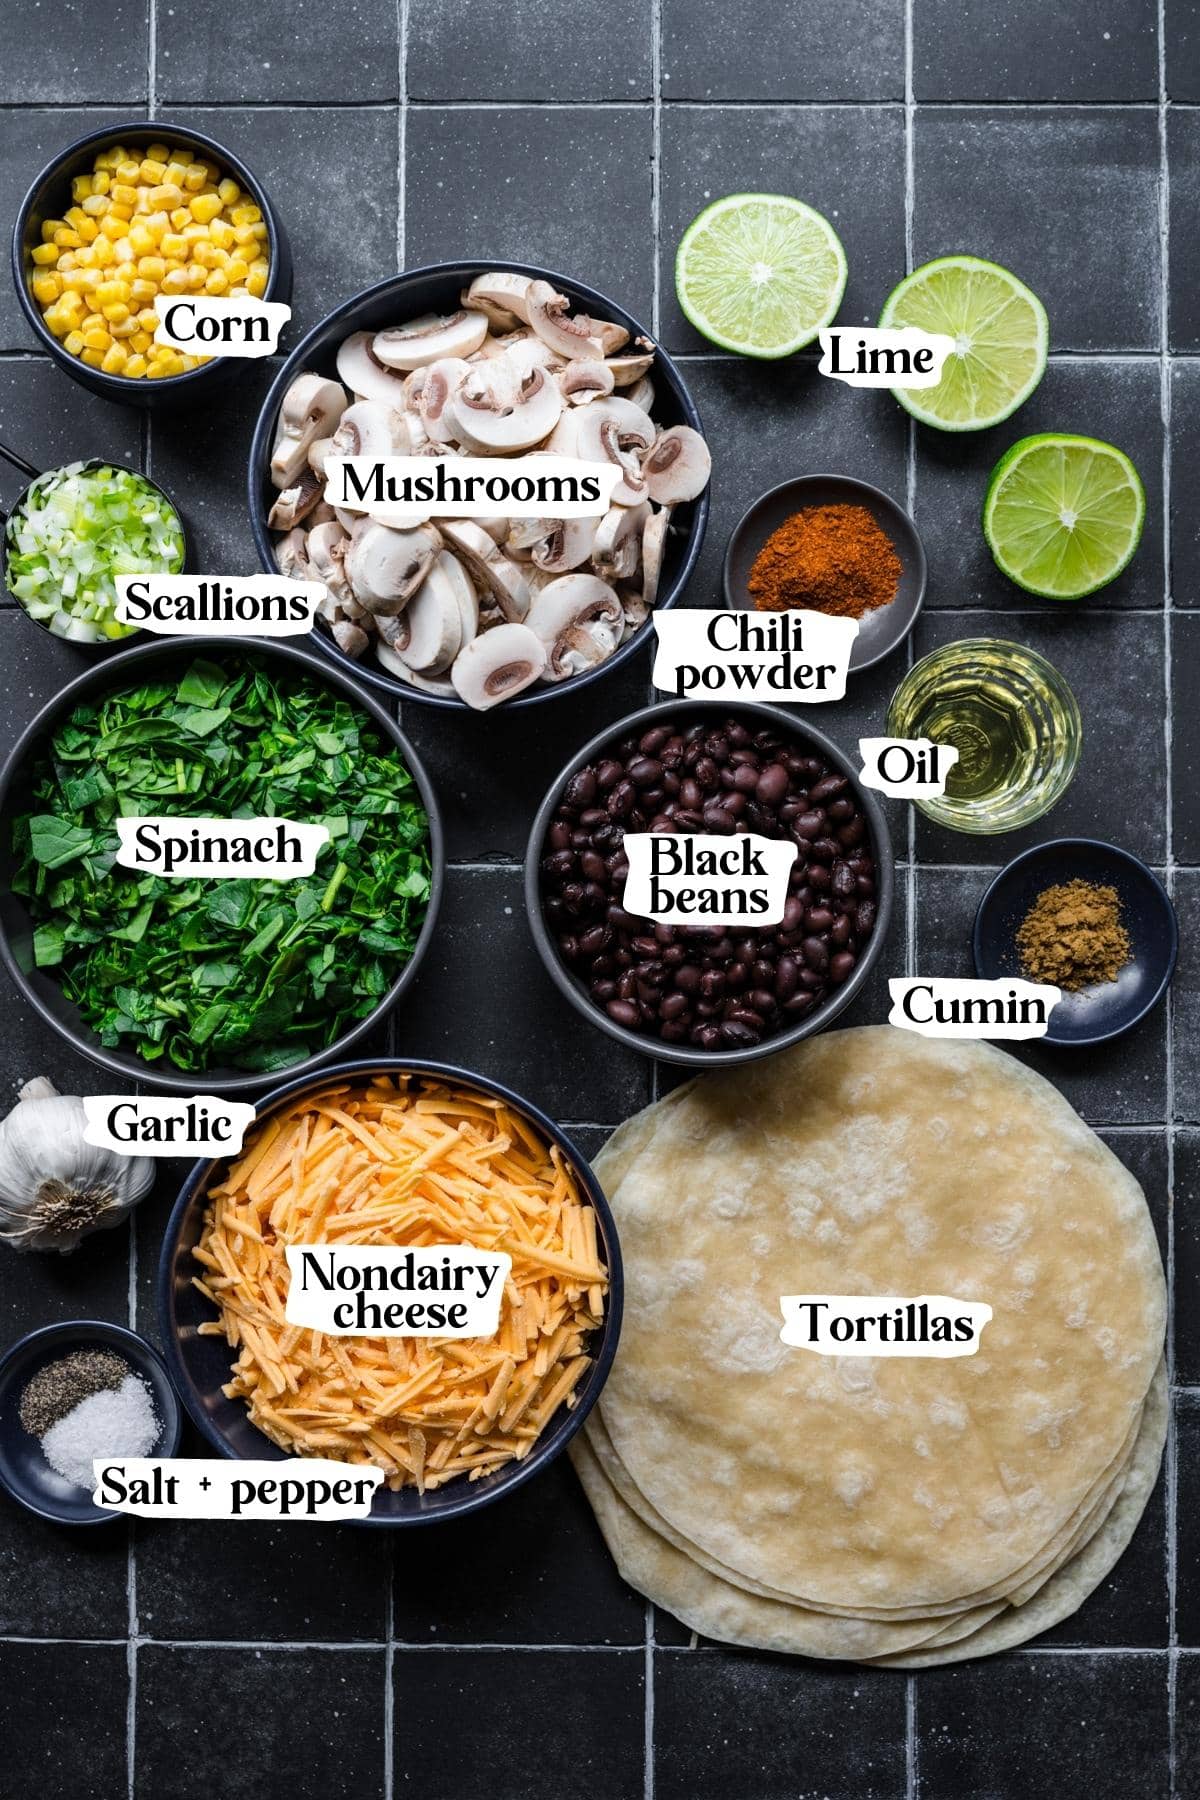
[722,474,927,672]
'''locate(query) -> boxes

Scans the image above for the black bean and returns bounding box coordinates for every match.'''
[810,773,848,804]
[802,936,830,973]
[830,951,857,984]
[628,756,663,788]
[720,1020,760,1047]
[639,725,673,756]
[793,810,825,840]
[564,768,597,809]
[606,999,640,1028]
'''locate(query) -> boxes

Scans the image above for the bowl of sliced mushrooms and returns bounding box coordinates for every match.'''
[248,263,710,711]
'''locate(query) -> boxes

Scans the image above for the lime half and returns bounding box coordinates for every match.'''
[878,255,1048,431]
[675,193,847,358]
[983,434,1145,599]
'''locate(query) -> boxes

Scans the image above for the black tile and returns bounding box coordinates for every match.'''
[1177,1135,1200,1383]
[0,357,141,487]
[915,358,1164,611]
[1168,0,1200,99]
[662,0,903,100]
[0,1642,127,1800]
[914,865,1167,1124]
[136,1519,388,1641]
[1173,873,1200,1121]
[914,0,1159,100]
[915,1652,1169,1798]
[1176,1393,1200,1646]
[1175,616,1200,859]
[398,865,653,1123]
[0,984,126,1124]
[653,1648,906,1800]
[0,1214,129,1340]
[0,13,146,103]
[149,360,279,573]
[391,1455,643,1644]
[910,611,1167,867]
[1178,1646,1200,1794]
[1170,114,1200,352]
[393,1649,644,1800]
[659,107,906,353]
[410,0,652,100]
[0,1490,129,1636]
[405,109,654,329]
[914,110,1161,351]
[676,358,908,610]
[174,107,398,339]
[136,1646,385,1798]
[1171,362,1200,605]
[159,1,400,102]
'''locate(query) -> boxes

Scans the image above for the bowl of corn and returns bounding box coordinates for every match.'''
[11,119,293,406]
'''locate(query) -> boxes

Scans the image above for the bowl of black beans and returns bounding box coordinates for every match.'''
[525,700,893,1065]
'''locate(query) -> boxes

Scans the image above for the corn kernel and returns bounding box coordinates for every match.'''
[76,219,99,244]
[71,174,93,203]
[106,203,133,224]
[149,183,183,210]
[40,219,64,242]
[209,218,234,250]
[146,142,170,163]
[128,224,155,256]
[94,147,124,170]
[246,268,268,299]
[248,222,268,242]
[173,148,194,164]
[57,251,78,272]
[137,307,159,332]
[225,257,249,284]
[130,329,153,353]
[111,183,139,209]
[110,318,138,339]
[99,213,127,241]
[124,353,148,377]
[65,206,90,231]
[161,267,188,293]
[115,160,141,184]
[183,166,208,192]
[81,194,109,217]
[182,264,204,290]
[130,279,157,307]
[64,329,85,355]
[81,310,103,331]
[91,236,115,267]
[164,161,188,187]
[139,158,167,185]
[31,272,60,304]
[80,348,106,368]
[189,193,222,225]
[101,343,128,373]
[96,278,127,304]
[134,190,154,213]
[143,212,170,240]
[82,326,111,350]
[227,284,248,298]
[92,170,111,195]
[180,354,204,371]
[232,224,256,247]
[204,269,229,295]
[53,227,81,248]
[42,309,69,338]
[159,233,187,262]
[102,302,130,324]
[216,177,241,206]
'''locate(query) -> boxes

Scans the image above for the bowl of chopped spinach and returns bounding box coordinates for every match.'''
[0,639,442,1091]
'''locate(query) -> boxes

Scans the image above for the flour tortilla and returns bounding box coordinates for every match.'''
[595,1029,1165,1613]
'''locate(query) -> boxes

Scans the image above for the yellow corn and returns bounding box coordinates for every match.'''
[147,141,170,162]
[64,329,86,356]
[129,330,153,354]
[53,227,81,248]
[71,174,93,202]
[110,317,138,339]
[100,343,128,373]
[138,158,167,185]
[183,165,207,192]
[41,219,64,242]
[149,183,183,209]
[92,170,111,194]
[80,347,106,367]
[246,267,268,298]
[161,267,188,293]
[101,301,130,324]
[76,218,99,243]
[216,178,240,206]
[82,194,109,216]
[137,307,159,332]
[204,269,228,294]
[186,263,207,288]
[128,223,156,256]
[111,183,139,209]
[57,252,78,272]
[229,202,261,226]
[225,256,249,284]
[31,272,60,305]
[91,236,115,267]
[82,326,111,350]
[124,352,148,378]
[189,194,222,224]
[129,277,157,304]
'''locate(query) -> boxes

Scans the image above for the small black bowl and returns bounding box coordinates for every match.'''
[524,698,893,1067]
[722,474,926,673]
[0,636,443,1094]
[973,839,1177,1047]
[12,119,293,410]
[0,1319,182,1526]
[158,1058,623,1526]
[247,262,709,711]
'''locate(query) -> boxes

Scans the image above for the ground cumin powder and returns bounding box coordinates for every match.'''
[1016,879,1132,991]
[748,503,902,618]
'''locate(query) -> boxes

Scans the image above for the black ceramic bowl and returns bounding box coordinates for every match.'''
[247,262,709,711]
[973,839,1178,1047]
[0,1320,182,1526]
[158,1058,623,1526]
[0,637,443,1094]
[12,119,293,410]
[722,474,927,673]
[524,698,894,1067]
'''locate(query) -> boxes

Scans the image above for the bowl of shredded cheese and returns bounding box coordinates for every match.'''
[157,1060,622,1523]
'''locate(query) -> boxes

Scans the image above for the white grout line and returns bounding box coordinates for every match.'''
[396,0,408,272]
[644,1601,655,1800]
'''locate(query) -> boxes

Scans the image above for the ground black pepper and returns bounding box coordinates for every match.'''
[19,1349,129,1438]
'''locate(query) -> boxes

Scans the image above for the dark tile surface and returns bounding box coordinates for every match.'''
[410,0,652,100]
[150,360,279,573]
[0,14,146,105]
[914,1,1159,100]
[1173,872,1200,1122]
[914,109,1161,350]
[1174,614,1200,860]
[135,1645,386,1799]
[0,1642,127,1800]
[393,1648,645,1800]
[915,357,1164,610]
[1179,1652,1200,1798]
[405,108,654,328]
[654,1649,907,1800]
[659,107,906,351]
[1177,1393,1200,1645]
[0,357,141,484]
[915,1654,1170,1798]
[0,1493,129,1637]
[1171,361,1200,606]
[662,0,905,100]
[1170,113,1200,351]
[160,1,401,102]
[1176,1134,1200,1384]
[1169,0,1200,99]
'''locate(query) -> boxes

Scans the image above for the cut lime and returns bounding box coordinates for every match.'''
[675,193,847,359]
[983,434,1145,599]
[878,255,1048,431]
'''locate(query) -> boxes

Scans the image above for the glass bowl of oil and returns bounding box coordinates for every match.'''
[886,639,1082,834]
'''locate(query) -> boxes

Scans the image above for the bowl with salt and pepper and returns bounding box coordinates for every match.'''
[722,473,926,672]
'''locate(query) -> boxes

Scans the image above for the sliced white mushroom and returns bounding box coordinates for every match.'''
[308,500,338,527]
[542,409,582,456]
[641,506,671,609]
[642,425,712,503]
[527,574,624,682]
[268,466,324,530]
[332,618,369,658]
[336,332,411,407]
[273,528,311,580]
[453,363,563,453]
[419,358,471,444]
[557,359,615,406]
[450,622,547,710]
[439,520,532,621]
[507,516,554,552]
[594,319,631,355]
[525,281,605,362]
[546,617,622,679]
[591,503,650,582]
[270,373,347,487]
[435,548,480,645]
[344,522,442,615]
[328,399,405,459]
[531,517,600,574]
[393,559,465,675]
[377,645,460,696]
[307,520,354,605]
[308,436,334,477]
[373,310,488,370]
[620,585,650,639]
[606,351,655,387]
[475,517,511,544]
[625,375,655,414]
[461,272,533,330]
[573,396,655,505]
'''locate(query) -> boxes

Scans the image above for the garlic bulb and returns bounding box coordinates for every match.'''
[0,1078,155,1254]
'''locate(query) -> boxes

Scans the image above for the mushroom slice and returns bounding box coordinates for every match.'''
[308,436,335,478]
[625,376,655,414]
[374,310,488,371]
[306,520,354,605]
[461,271,533,329]
[475,516,510,544]
[526,573,624,681]
[419,358,471,444]
[574,396,656,506]
[331,618,369,658]
[641,506,671,609]
[507,516,554,552]
[393,559,464,675]
[440,520,532,621]
[525,281,605,362]
[606,351,655,387]
[435,548,480,645]
[642,425,712,503]
[450,622,547,710]
[307,500,338,527]
[337,332,411,407]
[268,466,324,530]
[557,359,615,406]
[591,502,650,582]
[454,363,563,453]
[593,318,631,355]
[377,645,459,696]
[329,399,405,459]
[273,528,312,580]
[270,373,347,488]
[344,522,442,615]
[532,516,600,574]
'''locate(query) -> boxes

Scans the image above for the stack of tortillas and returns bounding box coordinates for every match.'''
[573,1028,1166,1664]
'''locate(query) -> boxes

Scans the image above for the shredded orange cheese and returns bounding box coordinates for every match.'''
[193,1076,608,1490]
